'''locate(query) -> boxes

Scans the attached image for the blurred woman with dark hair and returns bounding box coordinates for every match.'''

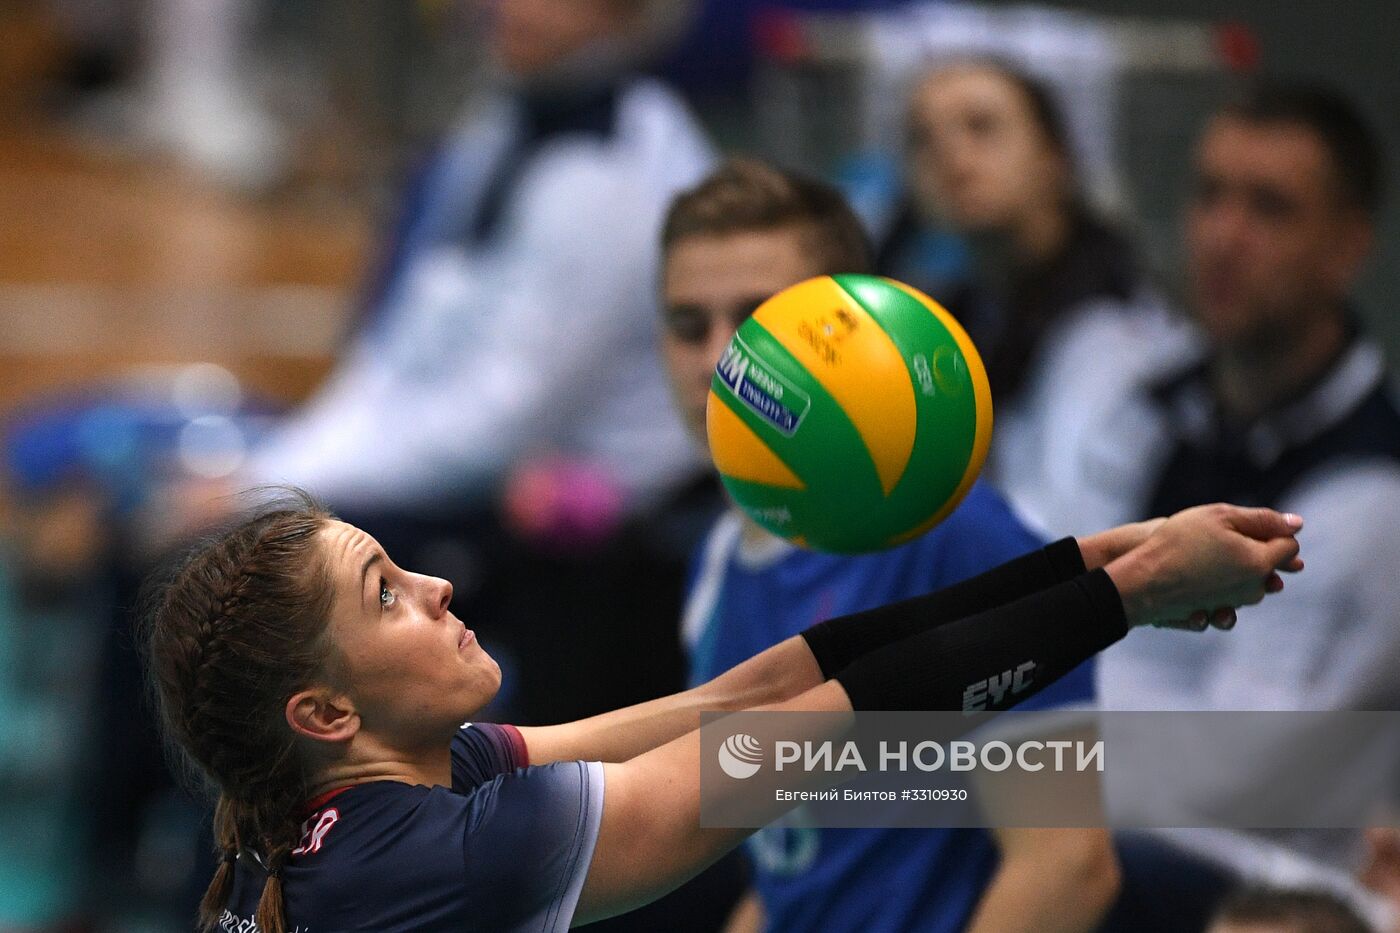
[878,60,1189,538]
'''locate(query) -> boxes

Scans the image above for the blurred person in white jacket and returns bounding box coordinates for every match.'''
[243,0,712,522]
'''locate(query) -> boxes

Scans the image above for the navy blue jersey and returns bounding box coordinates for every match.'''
[223,724,603,932]
[683,482,1094,933]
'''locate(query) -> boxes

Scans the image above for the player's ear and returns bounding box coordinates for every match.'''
[286,687,359,744]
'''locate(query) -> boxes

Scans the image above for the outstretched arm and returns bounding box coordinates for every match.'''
[526,507,1300,766]
[571,505,1304,924]
[525,534,1093,765]
[519,636,823,765]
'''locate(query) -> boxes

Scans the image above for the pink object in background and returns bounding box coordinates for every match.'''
[502,457,626,551]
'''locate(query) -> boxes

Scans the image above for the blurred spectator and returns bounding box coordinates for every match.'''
[1083,82,1400,920]
[238,0,712,526]
[875,59,1189,537]
[662,159,1113,933]
[209,0,727,739]
[133,0,726,721]
[1207,887,1374,933]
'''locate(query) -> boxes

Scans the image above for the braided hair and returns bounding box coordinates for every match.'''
[143,490,334,933]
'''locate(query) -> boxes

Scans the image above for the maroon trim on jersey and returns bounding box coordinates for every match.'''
[301,785,354,817]
[292,723,527,819]
[501,723,529,768]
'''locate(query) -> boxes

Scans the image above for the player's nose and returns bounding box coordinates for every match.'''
[423,574,453,616]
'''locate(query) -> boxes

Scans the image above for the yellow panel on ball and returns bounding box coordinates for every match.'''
[750,276,917,496]
[706,390,805,490]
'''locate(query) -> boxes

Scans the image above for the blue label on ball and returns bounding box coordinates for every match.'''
[716,337,811,436]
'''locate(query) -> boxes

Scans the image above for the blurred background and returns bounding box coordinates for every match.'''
[0,1,1395,931]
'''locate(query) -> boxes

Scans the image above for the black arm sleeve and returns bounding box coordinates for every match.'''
[800,536,1087,679]
[833,568,1127,712]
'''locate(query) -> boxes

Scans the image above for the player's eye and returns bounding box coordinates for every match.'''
[379,579,397,611]
[665,307,711,344]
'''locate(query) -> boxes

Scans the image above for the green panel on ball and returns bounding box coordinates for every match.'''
[832,274,981,540]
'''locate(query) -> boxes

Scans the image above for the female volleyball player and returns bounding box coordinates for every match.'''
[144,491,1302,932]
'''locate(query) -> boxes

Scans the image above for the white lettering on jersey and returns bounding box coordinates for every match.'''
[218,908,310,932]
[292,808,340,857]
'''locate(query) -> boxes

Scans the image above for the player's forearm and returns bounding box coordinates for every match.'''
[533,539,1099,765]
[522,637,823,765]
[584,586,1128,920]
[697,635,827,711]
[964,831,1120,933]
[800,537,1087,679]
[585,563,1120,761]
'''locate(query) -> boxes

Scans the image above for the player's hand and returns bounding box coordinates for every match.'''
[1076,517,1166,571]
[1104,504,1304,630]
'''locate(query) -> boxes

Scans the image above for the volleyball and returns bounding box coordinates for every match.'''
[706,274,992,553]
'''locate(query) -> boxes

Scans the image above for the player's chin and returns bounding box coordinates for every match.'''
[458,663,503,719]
[473,646,504,691]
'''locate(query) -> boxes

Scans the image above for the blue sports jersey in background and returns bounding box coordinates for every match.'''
[683,482,1095,933]
[225,723,603,932]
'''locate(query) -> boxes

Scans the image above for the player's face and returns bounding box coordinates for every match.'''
[661,228,824,443]
[319,521,501,743]
[906,65,1067,232]
[1186,116,1369,350]
[489,0,628,77]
